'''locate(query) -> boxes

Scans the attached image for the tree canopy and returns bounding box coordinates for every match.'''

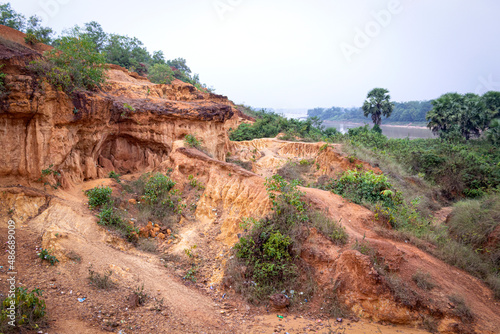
[426,92,494,141]
[362,88,395,126]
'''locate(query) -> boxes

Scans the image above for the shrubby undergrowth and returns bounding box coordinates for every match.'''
[228,175,347,305]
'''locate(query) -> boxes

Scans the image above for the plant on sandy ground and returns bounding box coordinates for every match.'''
[86,186,112,209]
[38,164,61,189]
[184,134,202,148]
[142,173,176,204]
[0,64,6,93]
[384,273,419,309]
[229,175,319,305]
[108,171,121,183]
[97,202,138,242]
[227,158,253,171]
[309,211,348,246]
[37,249,59,265]
[183,266,197,282]
[323,169,401,209]
[188,174,205,190]
[133,284,149,305]
[277,160,310,185]
[448,294,474,322]
[412,270,436,290]
[88,265,115,290]
[0,287,47,331]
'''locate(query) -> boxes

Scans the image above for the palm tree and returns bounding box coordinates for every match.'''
[362,88,394,126]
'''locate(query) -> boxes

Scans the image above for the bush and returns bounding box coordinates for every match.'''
[148,63,174,84]
[229,109,336,142]
[97,202,138,242]
[448,294,474,322]
[108,171,121,183]
[0,64,6,92]
[0,287,46,331]
[447,194,500,251]
[309,211,348,245]
[229,176,318,304]
[412,270,436,290]
[29,35,107,94]
[142,173,176,204]
[88,266,115,290]
[277,161,310,185]
[37,249,59,266]
[184,134,202,149]
[324,169,401,209]
[86,186,112,209]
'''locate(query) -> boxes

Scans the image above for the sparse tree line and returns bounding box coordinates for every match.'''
[0,2,214,93]
[309,87,500,144]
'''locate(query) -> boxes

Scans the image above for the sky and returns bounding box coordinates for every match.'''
[5,0,500,109]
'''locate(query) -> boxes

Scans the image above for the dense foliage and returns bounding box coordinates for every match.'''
[0,287,47,331]
[0,3,53,44]
[426,92,492,140]
[308,100,432,124]
[229,108,338,142]
[324,169,401,208]
[29,35,107,93]
[230,175,346,304]
[1,3,213,91]
[344,125,500,199]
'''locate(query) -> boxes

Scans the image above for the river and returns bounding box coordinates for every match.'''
[322,121,435,139]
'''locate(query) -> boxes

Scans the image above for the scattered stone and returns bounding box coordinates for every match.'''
[269,294,289,310]
[128,293,140,309]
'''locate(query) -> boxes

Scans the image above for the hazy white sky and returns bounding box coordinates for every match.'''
[6,0,500,109]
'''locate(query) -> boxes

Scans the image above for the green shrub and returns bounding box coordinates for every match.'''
[229,109,334,142]
[148,63,175,84]
[0,287,46,331]
[0,64,6,92]
[142,173,176,204]
[97,202,122,226]
[85,186,112,209]
[188,175,205,190]
[229,176,314,304]
[28,35,107,94]
[184,134,202,148]
[324,169,401,209]
[37,249,59,266]
[447,195,500,251]
[108,171,121,183]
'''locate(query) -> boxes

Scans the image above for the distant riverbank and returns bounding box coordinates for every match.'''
[322,120,435,139]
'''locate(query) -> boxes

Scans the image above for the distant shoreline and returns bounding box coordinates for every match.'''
[322,120,428,130]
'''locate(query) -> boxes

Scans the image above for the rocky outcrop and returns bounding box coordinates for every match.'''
[0,26,241,188]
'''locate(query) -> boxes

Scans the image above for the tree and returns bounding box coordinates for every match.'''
[166,58,191,74]
[483,91,500,118]
[24,15,53,45]
[152,50,166,65]
[362,88,394,126]
[148,63,174,84]
[29,35,107,93]
[0,3,25,30]
[426,93,490,140]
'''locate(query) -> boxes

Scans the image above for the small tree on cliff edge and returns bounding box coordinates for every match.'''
[362,88,394,127]
[29,35,107,94]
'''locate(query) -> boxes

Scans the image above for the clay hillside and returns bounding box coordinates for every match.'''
[0,25,499,334]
